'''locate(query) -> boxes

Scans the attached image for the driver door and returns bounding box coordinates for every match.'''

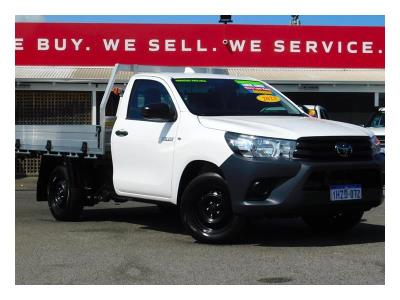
[112,78,179,200]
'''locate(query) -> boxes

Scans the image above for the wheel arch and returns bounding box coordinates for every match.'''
[37,156,83,202]
[37,156,62,202]
[177,160,224,206]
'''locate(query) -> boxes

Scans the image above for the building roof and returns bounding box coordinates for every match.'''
[15,66,133,83]
[227,68,385,84]
[15,66,385,85]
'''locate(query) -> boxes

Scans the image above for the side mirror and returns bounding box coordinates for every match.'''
[141,103,176,122]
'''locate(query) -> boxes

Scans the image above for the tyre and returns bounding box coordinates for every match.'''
[47,165,83,221]
[302,210,364,233]
[180,172,245,243]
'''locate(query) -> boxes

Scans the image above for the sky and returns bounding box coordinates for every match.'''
[15,15,385,26]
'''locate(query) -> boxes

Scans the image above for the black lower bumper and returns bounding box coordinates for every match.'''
[220,155,384,217]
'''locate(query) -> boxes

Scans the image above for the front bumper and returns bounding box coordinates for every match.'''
[220,155,384,217]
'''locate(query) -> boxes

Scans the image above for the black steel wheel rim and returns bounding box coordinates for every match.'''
[194,188,232,231]
[49,177,69,209]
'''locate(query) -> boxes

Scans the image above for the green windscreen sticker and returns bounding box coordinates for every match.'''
[235,80,264,85]
[235,80,273,95]
[175,79,208,83]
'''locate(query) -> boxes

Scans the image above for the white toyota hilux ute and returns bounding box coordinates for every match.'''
[16,66,384,243]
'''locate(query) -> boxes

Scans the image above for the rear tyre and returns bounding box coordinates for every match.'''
[47,165,83,221]
[180,172,245,243]
[302,210,364,233]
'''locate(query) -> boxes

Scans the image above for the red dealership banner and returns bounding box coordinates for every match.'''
[15,23,385,68]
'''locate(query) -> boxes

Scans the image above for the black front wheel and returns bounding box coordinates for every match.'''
[180,173,245,243]
[47,165,83,221]
[302,210,364,233]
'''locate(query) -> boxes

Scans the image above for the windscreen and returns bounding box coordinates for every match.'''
[172,78,304,116]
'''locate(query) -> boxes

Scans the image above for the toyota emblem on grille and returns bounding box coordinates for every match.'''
[335,142,353,158]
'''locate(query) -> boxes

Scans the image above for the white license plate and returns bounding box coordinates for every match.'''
[330,184,362,201]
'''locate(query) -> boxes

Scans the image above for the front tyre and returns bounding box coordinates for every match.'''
[47,165,83,221]
[180,172,245,243]
[302,210,364,233]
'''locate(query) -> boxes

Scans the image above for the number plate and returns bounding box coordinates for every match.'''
[330,184,362,201]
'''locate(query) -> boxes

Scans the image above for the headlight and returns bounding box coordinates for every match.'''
[370,135,381,156]
[225,132,296,159]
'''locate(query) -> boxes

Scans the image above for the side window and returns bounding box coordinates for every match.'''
[320,108,329,119]
[126,79,175,120]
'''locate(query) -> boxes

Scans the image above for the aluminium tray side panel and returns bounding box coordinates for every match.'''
[15,125,103,155]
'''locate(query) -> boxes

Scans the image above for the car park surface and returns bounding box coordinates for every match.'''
[15,178,384,285]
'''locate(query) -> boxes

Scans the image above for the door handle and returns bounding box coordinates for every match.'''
[115,130,128,137]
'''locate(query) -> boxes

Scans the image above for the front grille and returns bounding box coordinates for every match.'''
[294,136,373,161]
[377,135,385,147]
[303,169,381,191]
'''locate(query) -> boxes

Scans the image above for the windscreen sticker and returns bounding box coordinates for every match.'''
[256,95,281,103]
[235,80,272,94]
[175,79,208,83]
[252,90,273,95]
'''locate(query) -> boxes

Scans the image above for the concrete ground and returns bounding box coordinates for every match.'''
[15,177,384,285]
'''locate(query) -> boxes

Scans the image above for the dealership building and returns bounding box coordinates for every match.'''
[15,23,385,175]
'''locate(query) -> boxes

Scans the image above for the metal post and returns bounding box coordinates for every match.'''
[374,92,379,107]
[99,64,120,153]
[91,90,97,125]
